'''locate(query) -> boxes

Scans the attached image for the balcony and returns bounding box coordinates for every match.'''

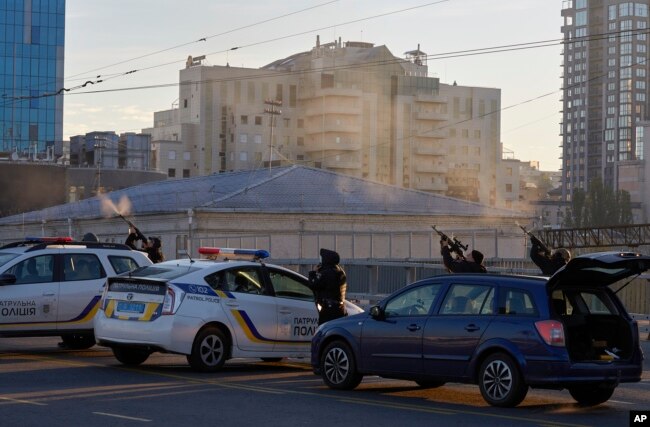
[415,111,449,121]
[415,129,446,139]
[303,122,362,135]
[415,162,448,174]
[415,93,447,104]
[413,181,448,192]
[415,145,446,156]
[304,104,361,117]
[303,139,361,152]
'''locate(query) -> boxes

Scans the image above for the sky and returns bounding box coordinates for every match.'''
[64,0,564,171]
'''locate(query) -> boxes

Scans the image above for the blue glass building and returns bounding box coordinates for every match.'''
[0,0,64,156]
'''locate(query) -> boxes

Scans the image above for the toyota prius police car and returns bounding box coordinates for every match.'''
[94,247,363,371]
[0,236,152,349]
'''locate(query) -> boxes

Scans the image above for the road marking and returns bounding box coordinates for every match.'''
[0,396,47,406]
[93,412,152,422]
[609,400,634,405]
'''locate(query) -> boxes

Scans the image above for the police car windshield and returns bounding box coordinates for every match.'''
[124,265,200,280]
[0,253,20,268]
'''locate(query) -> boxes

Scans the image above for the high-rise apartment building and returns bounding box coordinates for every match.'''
[146,38,502,206]
[561,0,649,201]
[0,0,65,157]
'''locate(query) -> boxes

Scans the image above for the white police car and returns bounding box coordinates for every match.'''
[94,247,363,371]
[0,237,152,349]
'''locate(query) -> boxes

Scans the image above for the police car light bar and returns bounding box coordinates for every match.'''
[25,236,74,243]
[198,247,270,261]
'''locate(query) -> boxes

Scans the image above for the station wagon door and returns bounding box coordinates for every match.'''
[422,282,495,378]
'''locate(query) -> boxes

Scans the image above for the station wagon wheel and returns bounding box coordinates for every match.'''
[59,333,96,350]
[478,353,528,407]
[112,347,151,366]
[320,340,362,390]
[568,385,615,406]
[187,327,229,372]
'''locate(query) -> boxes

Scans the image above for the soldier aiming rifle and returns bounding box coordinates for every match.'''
[121,216,164,264]
[432,225,486,273]
[517,222,570,275]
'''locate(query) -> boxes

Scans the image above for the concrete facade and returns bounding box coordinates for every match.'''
[144,38,505,207]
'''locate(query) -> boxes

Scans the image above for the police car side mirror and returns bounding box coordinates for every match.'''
[0,273,17,285]
[370,305,385,320]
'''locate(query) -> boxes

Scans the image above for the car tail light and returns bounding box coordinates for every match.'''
[162,287,176,315]
[535,320,565,347]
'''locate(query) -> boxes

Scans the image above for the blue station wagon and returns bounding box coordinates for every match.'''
[311,251,649,407]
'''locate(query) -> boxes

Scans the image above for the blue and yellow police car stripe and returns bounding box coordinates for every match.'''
[0,296,101,329]
[231,309,310,345]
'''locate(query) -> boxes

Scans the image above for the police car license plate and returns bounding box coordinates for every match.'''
[116,301,145,313]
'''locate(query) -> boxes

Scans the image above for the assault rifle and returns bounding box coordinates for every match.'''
[117,214,147,242]
[516,222,551,255]
[432,225,468,257]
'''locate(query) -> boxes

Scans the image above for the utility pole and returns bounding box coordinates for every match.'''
[93,137,106,195]
[264,99,282,172]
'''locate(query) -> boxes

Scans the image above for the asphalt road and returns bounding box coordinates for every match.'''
[1,337,649,427]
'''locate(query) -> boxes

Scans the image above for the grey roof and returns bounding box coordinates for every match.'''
[0,166,521,224]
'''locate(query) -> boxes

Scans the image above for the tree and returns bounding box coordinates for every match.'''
[564,178,633,227]
[564,188,586,228]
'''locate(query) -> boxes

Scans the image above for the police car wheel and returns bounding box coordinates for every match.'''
[568,385,615,406]
[320,340,362,390]
[112,347,150,366]
[60,333,95,350]
[188,327,228,372]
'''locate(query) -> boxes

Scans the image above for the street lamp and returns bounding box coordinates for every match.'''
[187,209,194,257]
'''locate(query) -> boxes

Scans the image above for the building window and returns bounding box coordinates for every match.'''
[183,169,190,178]
[506,184,512,193]
[241,115,248,125]
[298,119,304,128]
[609,4,617,20]
[183,99,188,108]
[240,152,248,161]
[240,134,248,143]
[297,137,304,146]
[168,150,176,160]
[636,126,645,160]
[184,151,191,160]
[276,84,283,102]
[168,168,176,177]
[254,134,262,144]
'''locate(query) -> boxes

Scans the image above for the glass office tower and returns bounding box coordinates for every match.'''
[0,0,65,157]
